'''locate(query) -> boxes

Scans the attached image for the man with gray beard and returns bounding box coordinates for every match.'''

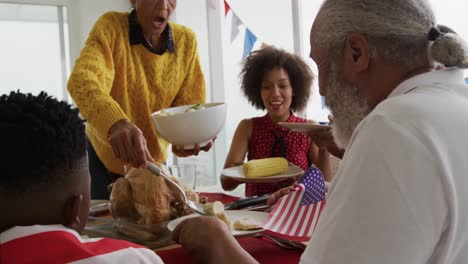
[171,0,468,263]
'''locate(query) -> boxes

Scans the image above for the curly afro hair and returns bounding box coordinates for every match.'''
[240,46,313,112]
[0,91,86,194]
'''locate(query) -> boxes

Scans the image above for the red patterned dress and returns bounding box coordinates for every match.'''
[246,113,311,196]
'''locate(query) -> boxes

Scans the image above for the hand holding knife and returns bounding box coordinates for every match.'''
[223,194,271,210]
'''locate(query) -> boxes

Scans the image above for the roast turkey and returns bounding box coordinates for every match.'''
[109,163,199,240]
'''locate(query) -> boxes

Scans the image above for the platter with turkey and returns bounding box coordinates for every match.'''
[84,163,201,247]
[85,163,268,247]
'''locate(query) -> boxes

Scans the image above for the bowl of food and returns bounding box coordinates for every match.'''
[151,102,226,148]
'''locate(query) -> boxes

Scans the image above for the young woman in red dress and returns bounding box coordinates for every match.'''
[222,47,332,196]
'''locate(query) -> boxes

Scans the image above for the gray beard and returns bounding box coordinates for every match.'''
[323,64,371,149]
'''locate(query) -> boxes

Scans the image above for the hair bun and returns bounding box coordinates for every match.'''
[430,32,468,68]
[428,27,441,41]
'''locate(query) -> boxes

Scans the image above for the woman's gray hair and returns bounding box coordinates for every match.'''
[314,0,468,69]
[430,26,468,68]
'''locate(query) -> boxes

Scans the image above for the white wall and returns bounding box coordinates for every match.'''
[172,0,211,101]
[68,0,130,65]
[0,0,130,68]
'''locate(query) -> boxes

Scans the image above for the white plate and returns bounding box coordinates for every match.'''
[221,163,304,183]
[167,210,268,237]
[277,122,331,133]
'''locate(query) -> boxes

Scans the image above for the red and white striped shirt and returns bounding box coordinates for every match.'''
[0,225,163,264]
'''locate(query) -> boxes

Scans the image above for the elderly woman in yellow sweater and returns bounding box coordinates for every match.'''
[68,0,210,199]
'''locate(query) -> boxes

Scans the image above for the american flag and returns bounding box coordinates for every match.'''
[262,165,326,241]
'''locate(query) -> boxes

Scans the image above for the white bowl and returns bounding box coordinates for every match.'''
[151,102,226,148]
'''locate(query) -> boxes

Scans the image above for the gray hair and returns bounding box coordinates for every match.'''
[314,0,468,69]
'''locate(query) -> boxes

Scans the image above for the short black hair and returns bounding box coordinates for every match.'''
[0,91,86,194]
[240,46,313,111]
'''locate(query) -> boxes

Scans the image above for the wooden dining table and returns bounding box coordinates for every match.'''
[87,192,304,264]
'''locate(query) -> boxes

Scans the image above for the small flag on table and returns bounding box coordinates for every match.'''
[262,165,326,241]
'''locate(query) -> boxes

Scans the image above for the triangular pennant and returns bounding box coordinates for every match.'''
[243,28,257,59]
[224,0,230,16]
[231,12,242,42]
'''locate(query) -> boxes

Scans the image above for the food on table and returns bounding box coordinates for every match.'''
[233,218,261,231]
[242,157,288,177]
[203,201,231,227]
[198,195,209,204]
[109,164,199,240]
[204,200,224,215]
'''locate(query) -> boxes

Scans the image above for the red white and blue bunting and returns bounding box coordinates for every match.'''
[224,0,263,59]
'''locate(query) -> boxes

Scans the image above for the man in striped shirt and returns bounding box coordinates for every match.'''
[0,91,163,264]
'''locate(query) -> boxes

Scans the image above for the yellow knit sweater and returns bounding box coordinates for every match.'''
[68,12,206,174]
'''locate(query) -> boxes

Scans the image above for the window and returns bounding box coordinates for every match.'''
[170,0,218,191]
[0,3,70,101]
[300,0,329,122]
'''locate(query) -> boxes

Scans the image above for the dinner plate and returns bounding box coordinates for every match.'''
[221,163,304,183]
[167,210,268,237]
[277,122,331,133]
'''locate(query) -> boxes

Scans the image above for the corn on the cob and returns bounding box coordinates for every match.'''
[243,157,288,178]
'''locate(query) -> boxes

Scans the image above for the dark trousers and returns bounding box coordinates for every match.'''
[87,139,122,199]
